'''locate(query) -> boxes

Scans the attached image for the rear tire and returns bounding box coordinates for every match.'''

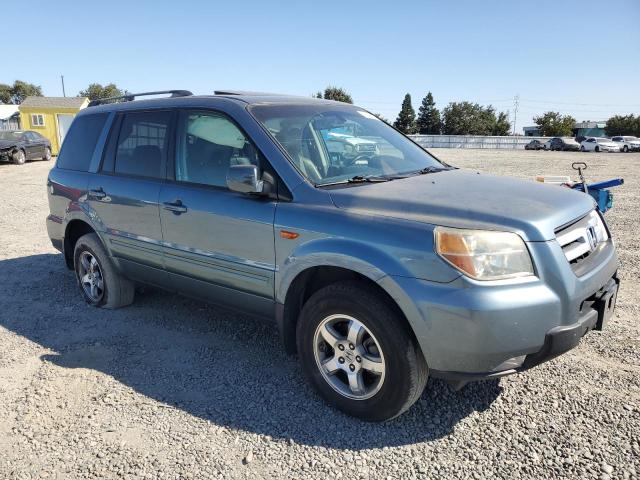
[73,233,135,309]
[296,281,428,421]
[12,149,26,165]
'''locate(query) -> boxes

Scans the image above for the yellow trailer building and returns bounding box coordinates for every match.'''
[19,97,89,155]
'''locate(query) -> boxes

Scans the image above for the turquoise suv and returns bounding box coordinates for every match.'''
[46,90,619,421]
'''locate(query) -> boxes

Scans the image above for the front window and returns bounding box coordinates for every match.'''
[250,104,444,186]
[175,111,263,188]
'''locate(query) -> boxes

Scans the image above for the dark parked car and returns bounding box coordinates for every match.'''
[0,130,52,164]
[524,139,544,150]
[548,137,580,151]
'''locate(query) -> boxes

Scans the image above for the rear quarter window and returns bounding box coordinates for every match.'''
[56,113,108,171]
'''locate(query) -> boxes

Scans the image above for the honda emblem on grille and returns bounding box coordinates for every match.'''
[586,226,597,250]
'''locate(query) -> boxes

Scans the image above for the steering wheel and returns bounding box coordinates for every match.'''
[344,154,372,167]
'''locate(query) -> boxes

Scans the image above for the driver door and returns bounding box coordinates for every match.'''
[158,110,277,318]
[23,132,44,159]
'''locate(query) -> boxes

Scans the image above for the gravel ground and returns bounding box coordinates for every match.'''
[0,150,638,480]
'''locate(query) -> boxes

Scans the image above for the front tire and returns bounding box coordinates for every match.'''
[12,149,26,165]
[581,146,586,152]
[73,233,135,309]
[43,147,52,161]
[623,145,629,153]
[296,281,428,421]
[595,146,600,152]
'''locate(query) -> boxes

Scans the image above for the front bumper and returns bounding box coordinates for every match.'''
[383,238,618,379]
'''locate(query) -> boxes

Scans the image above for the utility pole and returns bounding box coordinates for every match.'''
[512,94,519,135]
[61,75,66,97]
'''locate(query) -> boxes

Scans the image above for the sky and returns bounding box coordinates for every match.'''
[5,0,640,133]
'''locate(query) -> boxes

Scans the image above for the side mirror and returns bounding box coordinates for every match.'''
[226,164,264,195]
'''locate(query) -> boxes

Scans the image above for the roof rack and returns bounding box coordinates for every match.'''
[88,90,193,107]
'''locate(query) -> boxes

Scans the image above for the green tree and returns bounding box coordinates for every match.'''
[321,86,353,103]
[314,91,323,99]
[442,102,493,135]
[493,111,511,136]
[0,80,43,104]
[78,83,125,101]
[393,94,417,134]
[0,83,11,104]
[416,92,441,134]
[605,114,640,137]
[533,111,576,137]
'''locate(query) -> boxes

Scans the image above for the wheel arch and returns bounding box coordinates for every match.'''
[63,219,97,269]
[278,264,422,357]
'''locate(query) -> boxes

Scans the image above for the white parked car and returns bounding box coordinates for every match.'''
[580,137,620,153]
[611,135,640,152]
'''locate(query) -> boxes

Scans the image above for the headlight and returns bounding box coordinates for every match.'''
[435,227,534,281]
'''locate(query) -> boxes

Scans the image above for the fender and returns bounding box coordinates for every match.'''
[276,236,414,305]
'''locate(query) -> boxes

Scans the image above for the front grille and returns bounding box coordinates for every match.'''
[555,210,608,265]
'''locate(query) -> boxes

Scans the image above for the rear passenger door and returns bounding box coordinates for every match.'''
[87,110,173,284]
[158,110,277,317]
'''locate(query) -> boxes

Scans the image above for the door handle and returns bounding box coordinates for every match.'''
[163,200,188,214]
[88,187,106,199]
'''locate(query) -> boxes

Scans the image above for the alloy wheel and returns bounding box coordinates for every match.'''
[313,314,385,400]
[78,251,105,302]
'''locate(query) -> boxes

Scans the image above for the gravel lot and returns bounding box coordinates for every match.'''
[0,150,638,479]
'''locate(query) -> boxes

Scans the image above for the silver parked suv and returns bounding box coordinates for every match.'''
[46,90,619,421]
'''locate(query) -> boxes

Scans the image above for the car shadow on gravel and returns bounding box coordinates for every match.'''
[0,253,502,450]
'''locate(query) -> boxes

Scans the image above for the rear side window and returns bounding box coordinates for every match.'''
[114,111,171,179]
[56,113,108,171]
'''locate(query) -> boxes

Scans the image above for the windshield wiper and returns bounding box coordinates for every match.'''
[347,175,389,183]
[318,175,390,187]
[409,166,456,176]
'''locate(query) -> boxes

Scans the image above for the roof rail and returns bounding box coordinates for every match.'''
[87,90,193,107]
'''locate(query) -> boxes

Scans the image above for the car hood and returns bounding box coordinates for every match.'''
[329,169,595,241]
[0,140,17,150]
[598,141,617,147]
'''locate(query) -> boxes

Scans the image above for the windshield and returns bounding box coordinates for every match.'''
[0,131,22,141]
[250,104,444,186]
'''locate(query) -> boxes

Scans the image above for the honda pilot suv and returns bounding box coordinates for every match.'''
[46,90,619,421]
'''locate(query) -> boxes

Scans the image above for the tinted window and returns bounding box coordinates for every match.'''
[175,111,262,188]
[56,113,108,171]
[115,111,171,179]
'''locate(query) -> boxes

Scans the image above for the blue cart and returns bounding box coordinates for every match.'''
[570,162,624,214]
